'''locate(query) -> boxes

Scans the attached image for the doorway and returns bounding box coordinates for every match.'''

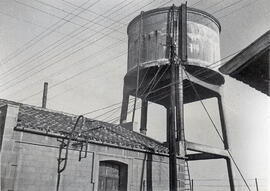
[98,161,127,191]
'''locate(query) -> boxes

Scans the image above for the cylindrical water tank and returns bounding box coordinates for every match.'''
[127,7,222,83]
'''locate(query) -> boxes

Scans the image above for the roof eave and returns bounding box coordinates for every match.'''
[219,30,270,74]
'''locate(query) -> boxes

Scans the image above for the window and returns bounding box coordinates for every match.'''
[98,161,128,191]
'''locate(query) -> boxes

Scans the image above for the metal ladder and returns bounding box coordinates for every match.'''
[184,161,193,191]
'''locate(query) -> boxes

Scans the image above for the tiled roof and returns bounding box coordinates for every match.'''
[0,99,168,154]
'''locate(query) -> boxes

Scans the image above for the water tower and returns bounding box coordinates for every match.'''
[120,4,235,191]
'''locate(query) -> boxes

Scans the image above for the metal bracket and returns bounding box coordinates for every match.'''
[79,138,88,161]
[56,115,84,191]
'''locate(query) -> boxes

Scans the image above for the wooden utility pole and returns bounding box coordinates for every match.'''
[167,4,187,191]
[176,3,187,157]
[167,5,177,191]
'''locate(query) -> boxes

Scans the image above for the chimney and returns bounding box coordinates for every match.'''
[42,82,48,109]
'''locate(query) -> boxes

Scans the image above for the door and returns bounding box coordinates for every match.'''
[98,161,120,191]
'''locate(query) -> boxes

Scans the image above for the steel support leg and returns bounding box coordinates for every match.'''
[217,95,229,149]
[140,99,148,135]
[166,108,171,144]
[226,157,235,191]
[120,87,130,124]
[218,95,235,191]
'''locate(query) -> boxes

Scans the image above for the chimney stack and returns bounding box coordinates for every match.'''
[42,82,48,109]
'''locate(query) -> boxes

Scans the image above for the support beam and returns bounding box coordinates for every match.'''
[217,95,229,149]
[140,99,148,135]
[120,87,130,124]
[186,141,229,158]
[187,153,225,161]
[226,157,235,191]
[186,152,235,191]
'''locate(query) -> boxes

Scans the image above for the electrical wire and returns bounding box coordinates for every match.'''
[18,44,239,119]
[23,0,120,35]
[107,86,173,124]
[0,0,140,95]
[203,0,226,11]
[0,0,238,90]
[2,0,258,121]
[0,0,129,81]
[0,10,83,41]
[107,65,219,124]
[18,51,127,102]
[217,0,258,20]
[4,0,163,84]
[16,42,237,124]
[2,0,245,88]
[0,0,240,86]
[99,64,155,122]
[94,64,165,123]
[93,63,221,122]
[0,0,97,65]
[60,0,127,26]
[99,33,253,190]
[190,0,203,7]
[0,0,131,79]
[2,41,124,97]
[0,0,157,91]
[91,46,242,128]
[0,0,147,81]
[26,0,125,34]
[3,0,168,98]
[211,0,246,15]
[1,2,262,190]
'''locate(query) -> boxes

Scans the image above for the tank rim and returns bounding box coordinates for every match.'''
[127,6,221,33]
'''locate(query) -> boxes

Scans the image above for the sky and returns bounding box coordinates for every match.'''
[0,0,269,190]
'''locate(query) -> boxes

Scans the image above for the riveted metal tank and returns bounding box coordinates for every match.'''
[126,7,223,86]
[123,6,224,106]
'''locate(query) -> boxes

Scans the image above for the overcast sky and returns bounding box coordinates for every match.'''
[0,0,269,190]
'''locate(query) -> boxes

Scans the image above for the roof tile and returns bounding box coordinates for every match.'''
[0,99,168,154]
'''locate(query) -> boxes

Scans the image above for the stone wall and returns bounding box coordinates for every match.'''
[0,104,185,191]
